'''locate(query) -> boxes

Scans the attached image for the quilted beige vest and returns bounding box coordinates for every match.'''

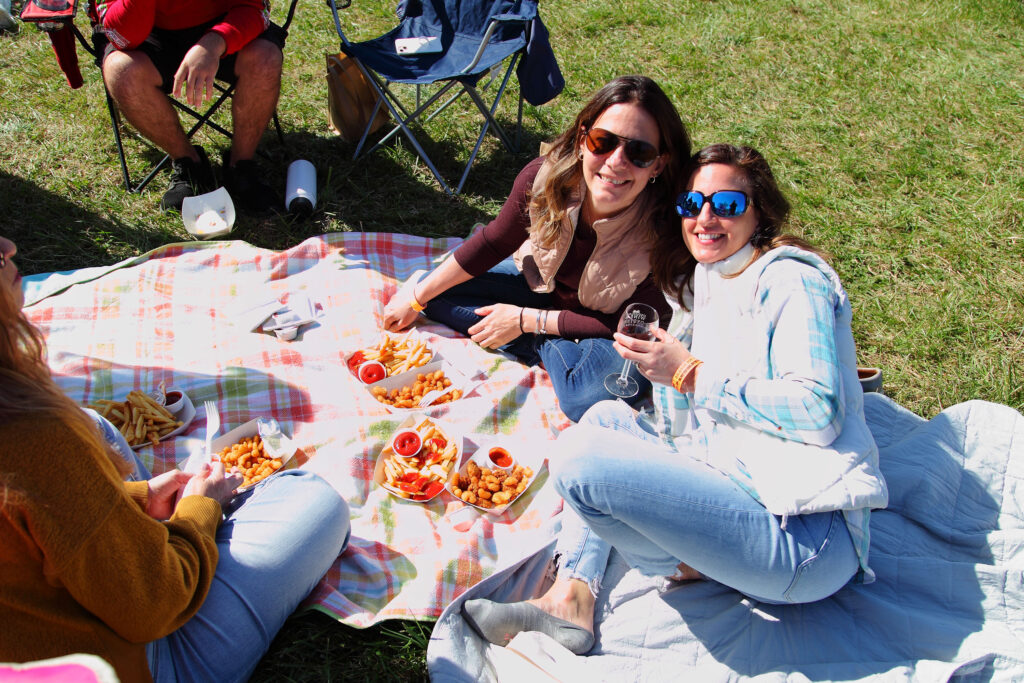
[512,160,654,314]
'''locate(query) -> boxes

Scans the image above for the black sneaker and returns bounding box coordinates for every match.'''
[222,153,278,213]
[160,146,216,212]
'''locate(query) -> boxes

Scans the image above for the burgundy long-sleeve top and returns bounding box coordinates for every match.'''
[98,0,270,55]
[453,157,670,338]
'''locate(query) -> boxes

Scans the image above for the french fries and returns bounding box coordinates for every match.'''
[380,418,458,501]
[87,390,183,448]
[451,459,534,510]
[348,334,432,379]
[217,435,283,489]
[370,370,463,409]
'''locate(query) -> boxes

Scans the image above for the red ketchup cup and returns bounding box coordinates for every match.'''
[390,429,423,458]
[487,446,515,470]
[357,360,387,385]
[162,389,188,415]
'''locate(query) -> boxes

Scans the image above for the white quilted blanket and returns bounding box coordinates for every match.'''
[428,394,1024,682]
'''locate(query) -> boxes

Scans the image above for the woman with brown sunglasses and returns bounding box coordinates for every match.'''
[382,75,691,421]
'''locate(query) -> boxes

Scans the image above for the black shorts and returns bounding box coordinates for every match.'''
[103,17,286,93]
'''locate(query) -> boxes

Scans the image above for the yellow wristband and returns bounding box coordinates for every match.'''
[409,287,426,312]
[672,357,702,393]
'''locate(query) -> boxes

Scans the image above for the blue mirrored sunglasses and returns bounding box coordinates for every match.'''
[676,190,749,218]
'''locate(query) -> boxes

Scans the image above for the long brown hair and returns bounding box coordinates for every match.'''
[0,276,130,482]
[652,144,821,308]
[529,75,691,247]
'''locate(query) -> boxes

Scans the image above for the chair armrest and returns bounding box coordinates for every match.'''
[326,0,356,47]
[459,12,532,75]
[492,12,533,25]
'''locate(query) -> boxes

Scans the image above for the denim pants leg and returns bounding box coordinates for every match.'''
[554,401,662,593]
[552,411,859,604]
[423,258,551,365]
[538,341,651,422]
[147,471,350,683]
[424,261,651,421]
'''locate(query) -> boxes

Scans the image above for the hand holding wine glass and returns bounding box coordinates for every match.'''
[604,303,659,398]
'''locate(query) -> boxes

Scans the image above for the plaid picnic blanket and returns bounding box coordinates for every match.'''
[23,234,569,626]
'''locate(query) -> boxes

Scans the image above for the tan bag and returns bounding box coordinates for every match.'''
[326,52,390,142]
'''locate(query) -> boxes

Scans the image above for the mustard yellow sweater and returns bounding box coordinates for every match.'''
[0,415,223,683]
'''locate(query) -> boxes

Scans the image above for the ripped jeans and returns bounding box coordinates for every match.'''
[551,400,859,604]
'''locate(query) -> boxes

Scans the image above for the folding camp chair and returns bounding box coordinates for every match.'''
[328,0,555,195]
[20,0,298,194]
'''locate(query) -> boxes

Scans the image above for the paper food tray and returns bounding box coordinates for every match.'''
[372,414,462,503]
[344,329,435,384]
[447,435,546,514]
[183,418,300,491]
[362,358,481,413]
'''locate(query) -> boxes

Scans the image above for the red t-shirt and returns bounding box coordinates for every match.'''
[98,0,269,55]
[453,157,670,338]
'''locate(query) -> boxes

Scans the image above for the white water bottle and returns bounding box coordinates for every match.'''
[285,159,317,216]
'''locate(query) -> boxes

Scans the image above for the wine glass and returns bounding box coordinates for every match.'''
[604,303,659,398]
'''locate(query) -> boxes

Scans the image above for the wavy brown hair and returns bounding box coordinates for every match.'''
[652,144,821,308]
[0,273,130,485]
[529,75,691,247]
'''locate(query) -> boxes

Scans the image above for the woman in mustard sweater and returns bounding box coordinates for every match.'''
[0,236,350,682]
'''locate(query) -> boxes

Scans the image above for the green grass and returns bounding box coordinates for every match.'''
[3,0,1023,678]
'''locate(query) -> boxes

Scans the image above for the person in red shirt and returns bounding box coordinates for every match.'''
[97,0,283,212]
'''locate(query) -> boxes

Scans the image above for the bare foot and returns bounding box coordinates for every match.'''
[525,575,595,634]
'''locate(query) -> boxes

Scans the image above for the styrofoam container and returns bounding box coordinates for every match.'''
[373,414,461,503]
[182,187,235,239]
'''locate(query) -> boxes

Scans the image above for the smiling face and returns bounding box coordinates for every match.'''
[579,102,666,221]
[0,237,23,309]
[681,163,759,264]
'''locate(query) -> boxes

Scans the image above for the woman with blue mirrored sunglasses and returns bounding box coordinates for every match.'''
[460,144,888,656]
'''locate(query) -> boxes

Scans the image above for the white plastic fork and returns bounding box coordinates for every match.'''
[178,401,220,501]
[203,400,220,460]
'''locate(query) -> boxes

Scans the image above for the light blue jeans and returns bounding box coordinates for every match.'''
[422,259,650,422]
[147,469,349,683]
[552,400,859,605]
[96,418,350,683]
